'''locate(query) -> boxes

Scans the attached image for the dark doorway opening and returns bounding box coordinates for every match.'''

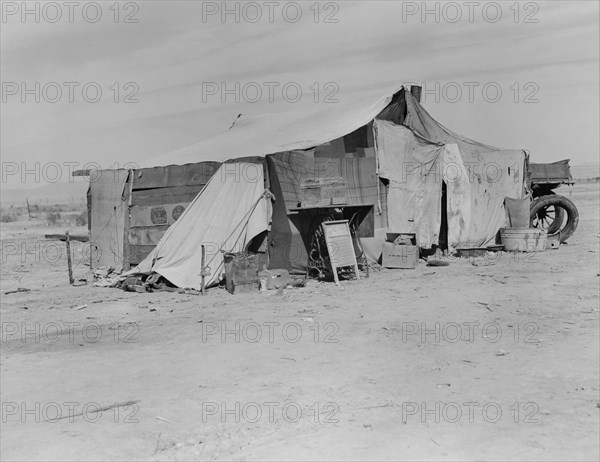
[419,181,449,259]
[439,181,449,251]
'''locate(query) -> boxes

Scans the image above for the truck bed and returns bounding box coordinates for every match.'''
[529,159,575,185]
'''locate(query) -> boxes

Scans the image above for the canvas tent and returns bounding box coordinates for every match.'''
[131,161,271,288]
[124,85,526,289]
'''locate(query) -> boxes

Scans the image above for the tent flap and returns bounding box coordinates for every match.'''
[374,112,526,249]
[374,120,445,247]
[126,163,271,289]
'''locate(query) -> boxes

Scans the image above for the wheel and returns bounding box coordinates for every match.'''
[530,195,579,242]
[531,195,566,234]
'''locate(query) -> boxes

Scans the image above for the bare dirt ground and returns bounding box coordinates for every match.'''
[1,184,599,461]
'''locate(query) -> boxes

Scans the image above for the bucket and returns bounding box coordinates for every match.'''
[500,228,547,252]
[545,233,560,249]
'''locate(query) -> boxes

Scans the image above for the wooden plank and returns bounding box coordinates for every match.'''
[49,400,140,422]
[45,234,89,242]
[131,185,203,206]
[131,162,220,190]
[128,226,169,246]
[122,172,134,271]
[66,232,74,285]
[129,203,189,228]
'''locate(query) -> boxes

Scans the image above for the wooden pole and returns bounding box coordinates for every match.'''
[65,231,74,285]
[410,85,422,102]
[201,245,206,295]
[122,169,134,271]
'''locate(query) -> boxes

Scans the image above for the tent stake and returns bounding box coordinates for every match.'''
[201,245,206,295]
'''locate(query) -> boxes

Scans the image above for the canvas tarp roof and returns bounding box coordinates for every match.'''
[127,163,271,289]
[123,85,529,288]
[147,84,403,166]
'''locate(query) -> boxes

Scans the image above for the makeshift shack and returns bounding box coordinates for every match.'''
[125,85,527,289]
[375,89,527,248]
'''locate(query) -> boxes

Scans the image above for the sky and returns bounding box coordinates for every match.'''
[1,0,599,189]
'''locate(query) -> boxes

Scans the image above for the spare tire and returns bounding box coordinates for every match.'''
[530,195,566,234]
[530,195,579,243]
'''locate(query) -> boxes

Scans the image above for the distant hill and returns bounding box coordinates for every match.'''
[570,163,600,181]
[1,181,89,206]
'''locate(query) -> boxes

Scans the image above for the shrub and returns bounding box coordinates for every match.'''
[75,210,88,226]
[46,211,62,226]
[0,212,19,223]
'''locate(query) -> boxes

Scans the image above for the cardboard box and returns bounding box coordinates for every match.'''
[300,177,347,206]
[382,232,419,269]
[382,242,419,269]
[386,232,418,246]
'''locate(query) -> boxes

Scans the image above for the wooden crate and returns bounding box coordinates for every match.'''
[382,233,419,269]
[223,253,259,294]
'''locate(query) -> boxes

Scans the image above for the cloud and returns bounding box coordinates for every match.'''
[1,0,598,188]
